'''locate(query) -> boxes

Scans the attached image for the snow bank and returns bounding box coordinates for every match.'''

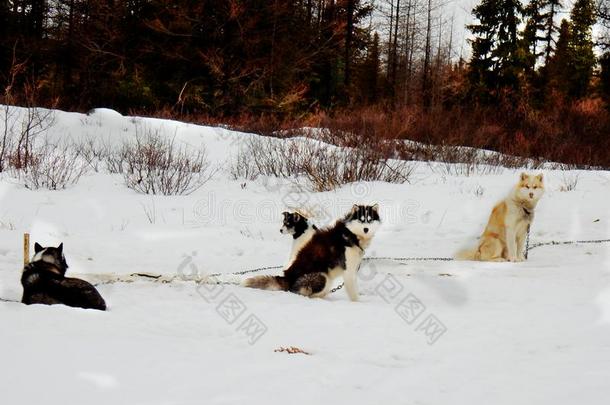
[0,105,609,405]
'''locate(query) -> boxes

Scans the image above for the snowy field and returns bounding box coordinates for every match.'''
[1,107,609,405]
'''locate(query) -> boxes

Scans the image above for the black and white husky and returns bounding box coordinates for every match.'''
[21,243,106,311]
[244,204,380,301]
[280,211,318,265]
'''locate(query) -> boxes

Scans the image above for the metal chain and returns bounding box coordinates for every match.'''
[95,237,610,290]
[330,256,454,293]
[330,237,610,294]
[363,256,454,262]
[198,265,284,286]
[329,283,345,293]
[527,238,610,251]
[203,265,284,279]
[5,239,610,302]
[525,225,531,260]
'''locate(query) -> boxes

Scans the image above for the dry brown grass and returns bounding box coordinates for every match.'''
[313,99,610,169]
[133,95,610,170]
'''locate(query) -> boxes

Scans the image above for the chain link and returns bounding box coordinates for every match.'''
[5,239,610,302]
[330,256,454,293]
[527,238,610,251]
[96,237,610,290]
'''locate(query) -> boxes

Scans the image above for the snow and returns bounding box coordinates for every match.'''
[1,106,609,405]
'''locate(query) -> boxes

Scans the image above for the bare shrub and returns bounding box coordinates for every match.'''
[1,45,26,172]
[13,142,88,190]
[1,104,56,173]
[229,144,260,181]
[13,106,56,170]
[300,141,413,192]
[120,130,216,195]
[559,173,580,192]
[140,200,157,224]
[230,137,304,181]
[73,138,111,172]
[0,104,17,172]
[105,146,129,174]
[231,135,414,192]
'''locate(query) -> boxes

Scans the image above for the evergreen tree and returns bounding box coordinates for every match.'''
[359,31,380,103]
[566,0,596,98]
[545,19,571,94]
[521,0,561,69]
[468,0,524,98]
[521,0,546,73]
[601,52,610,108]
[541,0,562,63]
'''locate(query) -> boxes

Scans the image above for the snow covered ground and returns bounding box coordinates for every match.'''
[1,107,609,405]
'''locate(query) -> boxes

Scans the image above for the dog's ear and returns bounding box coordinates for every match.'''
[34,242,43,253]
[351,204,360,214]
[282,211,290,217]
[57,243,63,254]
[371,203,379,212]
[520,172,529,181]
[536,173,544,182]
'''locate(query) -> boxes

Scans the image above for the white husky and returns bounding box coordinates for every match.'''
[457,173,545,262]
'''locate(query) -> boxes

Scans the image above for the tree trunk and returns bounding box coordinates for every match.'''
[545,2,556,63]
[423,0,432,108]
[345,0,354,86]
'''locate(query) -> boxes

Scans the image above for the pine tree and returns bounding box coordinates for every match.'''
[358,31,380,103]
[545,19,571,94]
[566,0,596,98]
[521,0,545,73]
[601,52,610,108]
[541,0,562,64]
[521,0,561,70]
[468,0,524,98]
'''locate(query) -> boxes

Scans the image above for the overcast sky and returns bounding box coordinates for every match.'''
[447,0,585,59]
[374,0,601,60]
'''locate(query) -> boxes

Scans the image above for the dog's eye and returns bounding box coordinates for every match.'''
[525,185,530,189]
[533,186,538,189]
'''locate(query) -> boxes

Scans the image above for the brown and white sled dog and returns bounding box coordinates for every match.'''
[457,173,544,262]
[280,211,318,266]
[244,204,380,301]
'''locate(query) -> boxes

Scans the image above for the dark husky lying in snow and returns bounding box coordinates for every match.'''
[21,243,106,311]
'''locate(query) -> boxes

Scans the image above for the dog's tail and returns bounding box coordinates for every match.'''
[242,275,289,291]
[455,247,479,261]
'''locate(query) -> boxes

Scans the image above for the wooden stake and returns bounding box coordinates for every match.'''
[23,233,30,265]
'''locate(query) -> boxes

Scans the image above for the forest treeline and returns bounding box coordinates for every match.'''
[1,1,609,166]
